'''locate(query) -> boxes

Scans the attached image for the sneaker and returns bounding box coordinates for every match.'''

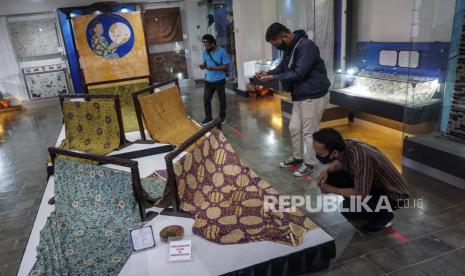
[362,212,394,232]
[279,157,303,168]
[200,118,213,126]
[221,117,227,124]
[293,163,315,177]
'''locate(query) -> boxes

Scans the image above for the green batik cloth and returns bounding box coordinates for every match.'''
[141,177,166,203]
[62,100,121,155]
[88,79,150,132]
[31,159,141,276]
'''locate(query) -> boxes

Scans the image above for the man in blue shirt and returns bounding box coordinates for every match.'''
[199,34,230,125]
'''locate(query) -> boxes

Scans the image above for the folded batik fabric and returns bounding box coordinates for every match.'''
[61,100,121,155]
[173,129,317,246]
[141,171,167,203]
[88,79,149,132]
[138,85,201,146]
[30,159,141,275]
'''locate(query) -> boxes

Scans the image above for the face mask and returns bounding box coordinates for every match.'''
[276,40,287,51]
[316,153,334,164]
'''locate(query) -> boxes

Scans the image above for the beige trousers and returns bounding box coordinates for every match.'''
[289,93,329,165]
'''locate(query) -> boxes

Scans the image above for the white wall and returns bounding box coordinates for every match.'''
[233,0,276,91]
[355,0,455,42]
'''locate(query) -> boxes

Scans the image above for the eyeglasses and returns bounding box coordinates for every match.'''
[202,40,211,43]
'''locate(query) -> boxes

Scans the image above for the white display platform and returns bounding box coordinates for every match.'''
[18,127,334,276]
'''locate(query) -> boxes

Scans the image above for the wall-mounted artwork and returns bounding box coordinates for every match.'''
[9,18,60,58]
[144,8,182,44]
[149,51,188,83]
[72,12,149,84]
[24,66,69,100]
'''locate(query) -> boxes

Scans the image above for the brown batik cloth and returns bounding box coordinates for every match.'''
[138,85,201,146]
[149,51,188,83]
[144,8,182,44]
[173,129,318,246]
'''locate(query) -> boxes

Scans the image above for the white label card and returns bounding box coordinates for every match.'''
[131,225,155,251]
[168,240,192,262]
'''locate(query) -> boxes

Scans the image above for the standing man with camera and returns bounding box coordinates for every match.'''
[199,34,230,125]
[258,23,331,177]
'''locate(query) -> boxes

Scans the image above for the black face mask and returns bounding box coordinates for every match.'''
[275,40,287,51]
[316,153,334,164]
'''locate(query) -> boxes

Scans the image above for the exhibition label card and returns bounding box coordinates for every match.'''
[130,225,155,251]
[168,240,192,262]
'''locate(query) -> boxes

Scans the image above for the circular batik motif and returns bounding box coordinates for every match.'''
[67,112,73,120]
[77,124,84,132]
[93,102,100,109]
[74,102,81,107]
[84,139,91,146]
[96,128,103,135]
[105,115,112,124]
[86,113,93,120]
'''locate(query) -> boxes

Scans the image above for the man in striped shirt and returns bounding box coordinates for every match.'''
[312,128,410,232]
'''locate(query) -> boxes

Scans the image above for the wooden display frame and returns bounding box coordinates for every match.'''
[48,147,157,222]
[161,119,222,217]
[131,79,179,141]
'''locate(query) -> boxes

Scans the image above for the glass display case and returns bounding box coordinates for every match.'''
[331,71,441,107]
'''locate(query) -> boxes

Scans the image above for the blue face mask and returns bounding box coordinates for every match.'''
[316,153,334,164]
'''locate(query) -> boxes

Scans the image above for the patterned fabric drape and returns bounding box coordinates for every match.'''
[30,159,141,275]
[149,51,188,83]
[88,79,149,132]
[25,70,69,100]
[144,8,182,44]
[173,129,318,246]
[61,100,121,155]
[138,85,201,146]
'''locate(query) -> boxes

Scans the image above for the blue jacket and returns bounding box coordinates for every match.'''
[268,30,330,102]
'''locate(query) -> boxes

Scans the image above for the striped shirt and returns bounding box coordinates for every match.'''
[342,139,409,200]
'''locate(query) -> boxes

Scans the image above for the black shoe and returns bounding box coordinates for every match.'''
[221,117,227,124]
[201,118,213,126]
[279,157,303,168]
[362,212,394,232]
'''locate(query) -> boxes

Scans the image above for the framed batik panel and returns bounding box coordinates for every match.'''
[72,12,150,84]
[23,64,70,100]
[144,7,183,44]
[8,17,60,58]
[149,51,188,83]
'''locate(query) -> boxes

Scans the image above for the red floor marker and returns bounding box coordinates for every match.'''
[385,227,409,243]
[290,165,297,172]
[229,127,243,137]
[304,175,312,180]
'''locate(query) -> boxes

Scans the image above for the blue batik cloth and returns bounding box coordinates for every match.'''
[30,159,141,276]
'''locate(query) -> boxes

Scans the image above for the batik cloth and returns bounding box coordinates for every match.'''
[141,171,167,203]
[61,100,121,155]
[173,129,317,246]
[88,79,149,132]
[30,159,141,275]
[139,85,201,146]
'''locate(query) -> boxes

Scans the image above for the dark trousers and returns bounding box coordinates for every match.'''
[327,171,399,225]
[204,80,226,120]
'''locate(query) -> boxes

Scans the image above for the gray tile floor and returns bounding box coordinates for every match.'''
[1,85,465,276]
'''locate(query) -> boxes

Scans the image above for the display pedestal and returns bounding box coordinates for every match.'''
[403,134,465,190]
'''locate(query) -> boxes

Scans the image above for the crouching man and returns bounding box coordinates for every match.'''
[312,128,410,232]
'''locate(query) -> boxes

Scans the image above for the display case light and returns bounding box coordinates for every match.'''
[120,8,129,13]
[94,10,102,14]
[336,69,342,73]
[347,67,358,75]
[70,12,78,17]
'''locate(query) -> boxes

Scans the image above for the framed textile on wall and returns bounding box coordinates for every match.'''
[149,51,188,83]
[9,18,60,58]
[72,12,149,84]
[144,8,182,44]
[23,64,69,100]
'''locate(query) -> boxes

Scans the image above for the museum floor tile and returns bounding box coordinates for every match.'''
[1,85,464,276]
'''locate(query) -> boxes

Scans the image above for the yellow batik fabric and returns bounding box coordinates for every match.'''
[61,100,121,155]
[173,129,318,247]
[139,85,201,146]
[88,79,149,132]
